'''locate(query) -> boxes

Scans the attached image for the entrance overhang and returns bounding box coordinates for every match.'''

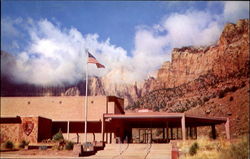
[104,112,227,126]
[103,112,230,142]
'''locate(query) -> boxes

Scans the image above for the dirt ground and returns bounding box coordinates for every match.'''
[0,149,81,158]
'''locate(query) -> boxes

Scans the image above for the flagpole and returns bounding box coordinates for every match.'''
[84,49,88,144]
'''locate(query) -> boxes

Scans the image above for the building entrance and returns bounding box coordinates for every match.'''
[139,128,152,143]
[104,112,230,144]
[132,128,168,144]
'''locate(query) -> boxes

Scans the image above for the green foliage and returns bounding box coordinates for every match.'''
[5,141,14,149]
[65,141,74,150]
[218,86,239,98]
[125,101,140,110]
[218,91,225,98]
[202,96,210,102]
[19,140,29,148]
[52,129,64,141]
[189,142,199,156]
[219,137,249,159]
[153,106,160,112]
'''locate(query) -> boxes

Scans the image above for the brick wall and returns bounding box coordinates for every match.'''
[0,123,20,143]
[19,117,38,144]
[0,96,108,121]
[0,116,52,144]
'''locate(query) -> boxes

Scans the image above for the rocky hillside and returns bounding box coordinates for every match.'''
[157,19,249,88]
[129,19,249,137]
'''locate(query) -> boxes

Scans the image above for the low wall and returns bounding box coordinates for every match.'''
[0,116,51,144]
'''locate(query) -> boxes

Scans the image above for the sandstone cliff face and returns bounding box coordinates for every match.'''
[132,19,249,137]
[87,76,159,106]
[157,19,249,88]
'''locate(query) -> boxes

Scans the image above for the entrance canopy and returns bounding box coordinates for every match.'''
[103,112,230,141]
[104,112,227,127]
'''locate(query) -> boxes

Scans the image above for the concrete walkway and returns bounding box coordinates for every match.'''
[84,144,172,159]
[0,144,172,159]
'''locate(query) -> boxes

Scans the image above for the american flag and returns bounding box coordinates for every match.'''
[87,51,105,68]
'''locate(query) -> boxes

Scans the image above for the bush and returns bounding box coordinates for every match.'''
[189,142,199,156]
[203,96,210,102]
[218,91,225,98]
[65,141,74,150]
[53,129,64,141]
[219,137,249,159]
[19,140,29,148]
[5,141,14,149]
[153,106,160,112]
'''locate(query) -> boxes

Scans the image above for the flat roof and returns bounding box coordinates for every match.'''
[105,112,184,119]
[104,112,227,127]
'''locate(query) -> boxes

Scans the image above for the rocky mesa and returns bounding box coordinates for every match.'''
[157,19,249,88]
[130,19,249,138]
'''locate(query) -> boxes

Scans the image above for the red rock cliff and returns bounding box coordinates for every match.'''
[157,19,249,88]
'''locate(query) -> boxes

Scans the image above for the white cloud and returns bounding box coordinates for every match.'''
[1,2,249,86]
[2,18,130,86]
[130,9,223,76]
[132,1,249,65]
[1,17,23,37]
[223,1,249,23]
[162,10,222,47]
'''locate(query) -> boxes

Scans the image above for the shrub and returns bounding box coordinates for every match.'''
[189,142,199,156]
[218,91,225,98]
[153,106,160,112]
[53,129,64,141]
[219,137,249,159]
[203,96,210,102]
[65,141,74,150]
[5,141,14,149]
[19,140,29,148]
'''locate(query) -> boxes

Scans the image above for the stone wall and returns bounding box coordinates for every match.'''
[19,117,39,144]
[0,123,20,143]
[0,116,49,144]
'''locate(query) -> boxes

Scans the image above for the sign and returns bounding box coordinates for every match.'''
[23,121,34,136]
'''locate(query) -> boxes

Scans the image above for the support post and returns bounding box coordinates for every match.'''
[106,132,108,143]
[139,129,141,143]
[67,121,70,140]
[176,128,179,139]
[163,128,165,140]
[195,127,197,139]
[181,114,186,140]
[166,122,169,142]
[211,125,216,139]
[225,118,230,140]
[150,129,152,143]
[101,115,105,146]
[170,127,173,140]
[110,133,112,144]
[189,127,192,139]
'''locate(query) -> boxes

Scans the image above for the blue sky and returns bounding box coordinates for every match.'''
[1,1,224,54]
[2,1,165,53]
[1,1,249,86]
